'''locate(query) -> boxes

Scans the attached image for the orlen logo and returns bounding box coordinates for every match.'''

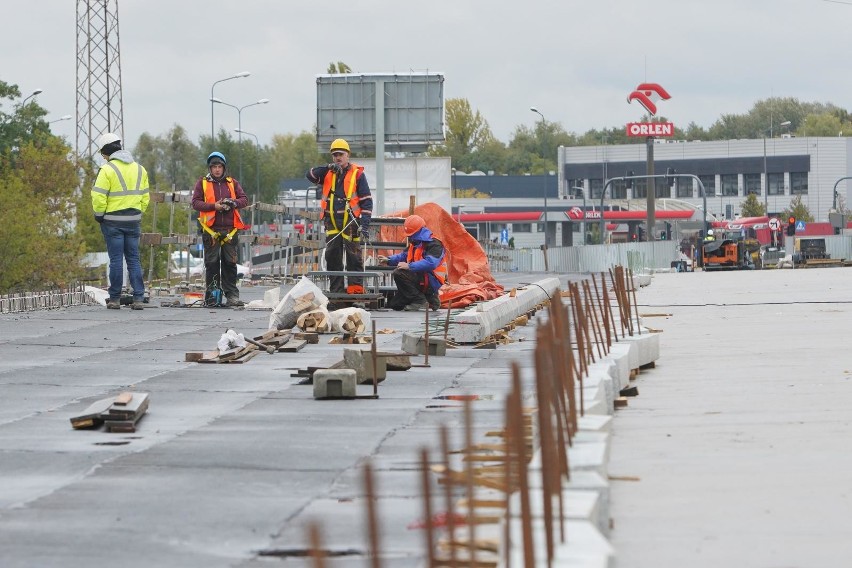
[568,207,584,220]
[627,83,671,116]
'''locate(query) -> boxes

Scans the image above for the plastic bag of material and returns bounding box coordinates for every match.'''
[268,276,329,330]
[218,329,246,352]
[328,307,371,334]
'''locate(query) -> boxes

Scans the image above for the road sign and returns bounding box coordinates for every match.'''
[795,221,806,232]
[768,217,780,231]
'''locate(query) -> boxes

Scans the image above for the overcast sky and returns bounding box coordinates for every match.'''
[4,0,851,151]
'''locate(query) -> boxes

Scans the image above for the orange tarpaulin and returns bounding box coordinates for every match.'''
[378,203,504,308]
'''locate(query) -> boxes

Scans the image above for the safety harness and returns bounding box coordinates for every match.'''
[198,177,246,245]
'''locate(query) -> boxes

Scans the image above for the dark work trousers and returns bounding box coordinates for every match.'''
[203,232,240,302]
[388,268,434,310]
[324,223,363,293]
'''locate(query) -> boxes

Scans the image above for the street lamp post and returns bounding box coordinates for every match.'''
[48,114,72,125]
[763,120,791,216]
[210,72,250,143]
[20,88,43,107]
[211,97,269,182]
[530,107,549,248]
[234,128,261,229]
[571,186,587,245]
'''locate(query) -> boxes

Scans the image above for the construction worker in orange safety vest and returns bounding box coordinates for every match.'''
[191,151,249,307]
[306,138,373,296]
[378,215,447,312]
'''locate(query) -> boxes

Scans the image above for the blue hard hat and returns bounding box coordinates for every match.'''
[207,151,227,165]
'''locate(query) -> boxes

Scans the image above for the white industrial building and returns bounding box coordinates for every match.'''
[558,137,852,222]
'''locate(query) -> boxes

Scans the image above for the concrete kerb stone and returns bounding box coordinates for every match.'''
[313,368,357,398]
[445,277,560,344]
[400,332,448,356]
[499,518,615,568]
[342,348,387,384]
[603,343,632,391]
[617,331,660,368]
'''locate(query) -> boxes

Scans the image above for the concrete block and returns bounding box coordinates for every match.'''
[401,332,447,356]
[500,518,615,567]
[445,277,560,344]
[342,348,387,384]
[619,332,660,368]
[313,369,357,399]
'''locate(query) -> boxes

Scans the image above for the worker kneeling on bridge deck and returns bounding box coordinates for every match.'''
[306,138,373,297]
[379,215,447,312]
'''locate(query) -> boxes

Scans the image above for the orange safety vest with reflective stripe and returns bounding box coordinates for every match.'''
[407,242,448,288]
[198,178,248,229]
[320,165,364,236]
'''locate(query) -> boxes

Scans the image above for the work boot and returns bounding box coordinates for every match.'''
[226,297,245,307]
[426,293,441,311]
[403,301,428,312]
[131,300,144,311]
[106,299,121,310]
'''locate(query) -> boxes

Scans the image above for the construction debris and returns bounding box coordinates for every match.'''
[70,392,150,433]
[190,330,296,364]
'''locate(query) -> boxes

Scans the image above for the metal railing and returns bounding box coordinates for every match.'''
[485,241,679,274]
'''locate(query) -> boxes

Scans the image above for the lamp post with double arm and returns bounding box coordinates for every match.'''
[211,97,269,183]
[210,72,250,142]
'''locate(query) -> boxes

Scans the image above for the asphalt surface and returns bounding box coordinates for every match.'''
[0,273,566,568]
[608,267,852,567]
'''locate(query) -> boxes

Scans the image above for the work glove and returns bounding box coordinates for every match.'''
[328,163,343,176]
[360,225,370,241]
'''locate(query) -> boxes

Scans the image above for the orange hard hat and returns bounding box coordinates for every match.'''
[403,215,426,236]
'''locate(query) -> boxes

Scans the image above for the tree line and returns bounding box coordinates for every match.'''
[3,73,851,293]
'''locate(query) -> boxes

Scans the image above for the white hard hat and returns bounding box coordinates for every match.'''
[97,132,121,151]
[707,229,715,235]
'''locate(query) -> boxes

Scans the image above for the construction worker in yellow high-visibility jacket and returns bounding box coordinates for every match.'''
[91,132,150,310]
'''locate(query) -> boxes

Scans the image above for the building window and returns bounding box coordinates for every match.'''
[744,173,761,196]
[655,178,670,198]
[512,223,532,233]
[676,177,693,198]
[721,174,739,196]
[632,179,647,199]
[611,179,627,199]
[698,175,715,197]
[768,173,785,196]
[589,178,603,200]
[791,172,808,195]
[568,181,585,199]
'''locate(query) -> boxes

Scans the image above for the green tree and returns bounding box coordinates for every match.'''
[429,98,500,172]
[740,193,765,217]
[327,61,352,74]
[800,113,844,137]
[781,195,814,223]
[0,139,86,292]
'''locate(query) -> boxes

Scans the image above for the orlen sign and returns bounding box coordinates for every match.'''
[626,82,674,137]
[626,122,674,137]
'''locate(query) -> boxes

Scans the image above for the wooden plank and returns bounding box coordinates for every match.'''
[185,351,205,362]
[70,397,115,430]
[105,393,150,420]
[225,350,258,364]
[279,339,307,352]
[113,392,133,406]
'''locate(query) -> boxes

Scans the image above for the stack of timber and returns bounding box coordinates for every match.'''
[70,392,150,433]
[297,310,330,333]
[187,330,304,364]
